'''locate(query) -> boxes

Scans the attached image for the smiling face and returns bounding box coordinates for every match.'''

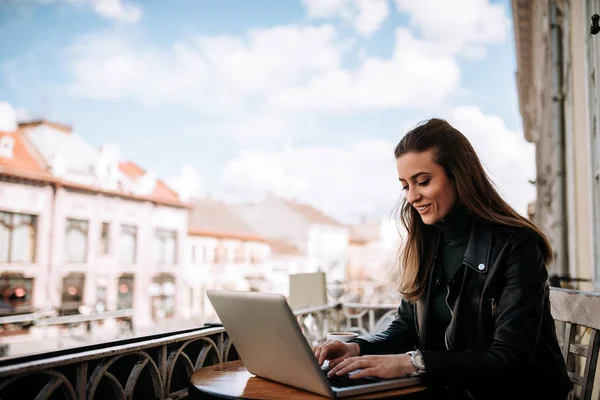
[396,149,458,225]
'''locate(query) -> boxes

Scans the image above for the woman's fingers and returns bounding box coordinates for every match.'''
[349,367,377,380]
[317,343,334,366]
[314,347,322,364]
[328,355,350,369]
[329,357,367,377]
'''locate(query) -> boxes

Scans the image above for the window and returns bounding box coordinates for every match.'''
[200,246,207,263]
[215,244,226,264]
[65,218,89,263]
[117,274,134,309]
[155,229,177,265]
[191,245,196,264]
[61,273,85,315]
[150,274,175,319]
[99,222,110,254]
[0,274,34,311]
[234,245,245,263]
[95,286,107,313]
[120,225,137,264]
[250,251,262,264]
[0,211,37,263]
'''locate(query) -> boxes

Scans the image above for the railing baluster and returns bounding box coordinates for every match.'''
[77,361,87,400]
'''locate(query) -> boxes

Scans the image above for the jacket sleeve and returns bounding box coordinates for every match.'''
[349,297,419,355]
[421,229,549,385]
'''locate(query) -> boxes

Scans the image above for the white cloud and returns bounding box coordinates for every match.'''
[191,112,312,145]
[220,140,399,223]
[168,165,203,202]
[395,0,509,59]
[267,28,461,112]
[448,106,535,216]
[66,26,460,121]
[219,106,534,223]
[301,0,389,36]
[90,0,141,23]
[0,102,18,132]
[40,0,142,23]
[66,25,343,114]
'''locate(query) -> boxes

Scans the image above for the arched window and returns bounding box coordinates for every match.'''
[60,273,85,315]
[120,224,137,264]
[155,229,177,265]
[117,274,134,310]
[0,274,33,313]
[65,218,89,263]
[0,211,37,263]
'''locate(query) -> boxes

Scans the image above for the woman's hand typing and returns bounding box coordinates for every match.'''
[327,354,417,379]
[314,340,360,368]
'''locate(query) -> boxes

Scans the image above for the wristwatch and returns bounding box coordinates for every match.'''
[406,350,426,374]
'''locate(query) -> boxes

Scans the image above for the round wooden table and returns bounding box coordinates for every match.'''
[188,360,430,399]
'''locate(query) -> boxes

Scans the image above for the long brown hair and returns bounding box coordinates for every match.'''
[394,118,553,303]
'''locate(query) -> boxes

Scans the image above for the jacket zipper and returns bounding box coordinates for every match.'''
[445,280,477,400]
[444,284,453,350]
[490,297,497,317]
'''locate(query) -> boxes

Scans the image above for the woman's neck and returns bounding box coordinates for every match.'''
[436,203,472,242]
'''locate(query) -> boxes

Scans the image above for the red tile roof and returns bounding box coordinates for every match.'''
[189,199,266,242]
[0,126,185,208]
[348,220,381,245]
[60,179,187,208]
[282,198,343,227]
[0,131,53,181]
[119,161,180,203]
[266,238,301,255]
[0,136,185,208]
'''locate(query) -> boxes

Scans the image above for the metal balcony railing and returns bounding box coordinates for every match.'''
[0,303,397,400]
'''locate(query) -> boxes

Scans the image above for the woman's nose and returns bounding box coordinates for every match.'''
[406,188,421,205]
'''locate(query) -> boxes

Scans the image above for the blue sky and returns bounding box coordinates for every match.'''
[0,0,534,223]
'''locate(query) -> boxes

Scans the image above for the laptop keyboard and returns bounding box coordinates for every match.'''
[322,369,381,388]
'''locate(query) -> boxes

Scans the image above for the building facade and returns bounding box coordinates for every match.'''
[512,0,599,290]
[0,120,189,332]
[0,130,55,317]
[346,217,401,303]
[230,194,349,283]
[186,198,271,320]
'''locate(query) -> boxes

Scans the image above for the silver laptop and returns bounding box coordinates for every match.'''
[206,289,422,398]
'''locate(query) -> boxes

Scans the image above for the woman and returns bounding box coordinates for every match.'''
[314,118,571,400]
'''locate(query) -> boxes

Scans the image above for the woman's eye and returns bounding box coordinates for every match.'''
[417,179,430,186]
[402,185,408,191]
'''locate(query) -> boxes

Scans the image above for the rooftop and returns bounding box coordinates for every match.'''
[189,198,266,242]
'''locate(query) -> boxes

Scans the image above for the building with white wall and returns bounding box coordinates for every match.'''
[0,120,190,332]
[346,217,401,303]
[0,129,55,318]
[230,194,349,282]
[186,198,271,320]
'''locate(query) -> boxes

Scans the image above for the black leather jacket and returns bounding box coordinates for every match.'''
[352,220,571,400]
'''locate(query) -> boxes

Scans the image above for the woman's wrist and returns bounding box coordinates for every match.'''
[405,354,418,374]
[406,350,425,374]
[348,342,360,356]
